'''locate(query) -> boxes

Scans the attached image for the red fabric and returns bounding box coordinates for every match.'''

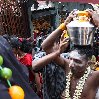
[39,74,43,84]
[18,54,34,81]
[18,38,23,42]
[19,53,32,67]
[18,53,43,98]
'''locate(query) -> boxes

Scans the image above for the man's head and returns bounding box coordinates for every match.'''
[69,46,93,75]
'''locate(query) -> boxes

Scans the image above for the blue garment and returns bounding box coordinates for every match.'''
[33,52,69,99]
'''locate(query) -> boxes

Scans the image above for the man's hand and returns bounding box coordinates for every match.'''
[53,32,69,54]
[86,9,99,27]
[64,10,77,25]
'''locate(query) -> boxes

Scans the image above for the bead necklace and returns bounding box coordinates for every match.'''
[0,55,24,99]
[63,66,91,99]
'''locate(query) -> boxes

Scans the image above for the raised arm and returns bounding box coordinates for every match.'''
[87,9,99,27]
[32,51,65,71]
[41,11,75,52]
[32,11,76,72]
[32,34,70,72]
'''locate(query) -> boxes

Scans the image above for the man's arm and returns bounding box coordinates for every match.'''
[32,11,76,72]
[87,10,99,27]
[32,34,70,72]
[41,29,63,52]
[32,51,66,72]
[41,12,75,52]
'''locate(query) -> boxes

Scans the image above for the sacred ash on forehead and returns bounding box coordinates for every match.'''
[69,50,82,60]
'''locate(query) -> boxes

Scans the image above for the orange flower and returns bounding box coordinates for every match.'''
[77,11,89,17]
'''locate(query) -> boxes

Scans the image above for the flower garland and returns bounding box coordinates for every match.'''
[62,66,91,99]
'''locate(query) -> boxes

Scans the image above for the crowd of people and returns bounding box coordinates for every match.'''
[32,9,99,99]
[0,34,43,99]
[0,4,99,99]
[0,35,40,99]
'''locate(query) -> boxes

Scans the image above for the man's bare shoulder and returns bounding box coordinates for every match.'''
[91,70,99,77]
[91,70,99,84]
[92,70,99,75]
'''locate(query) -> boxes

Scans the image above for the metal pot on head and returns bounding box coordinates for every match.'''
[66,11,95,45]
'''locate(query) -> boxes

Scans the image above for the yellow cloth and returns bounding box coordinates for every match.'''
[58,23,66,31]
[63,30,69,38]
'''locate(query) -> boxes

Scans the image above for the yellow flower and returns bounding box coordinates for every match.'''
[63,30,69,38]
[95,67,99,71]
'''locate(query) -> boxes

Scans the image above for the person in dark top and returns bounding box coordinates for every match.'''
[0,35,39,99]
[9,36,42,98]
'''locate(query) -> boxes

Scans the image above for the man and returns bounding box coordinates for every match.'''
[32,10,99,99]
[33,31,70,99]
[32,16,73,99]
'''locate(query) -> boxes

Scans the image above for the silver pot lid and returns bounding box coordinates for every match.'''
[67,20,94,27]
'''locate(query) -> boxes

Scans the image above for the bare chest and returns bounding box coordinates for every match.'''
[61,75,97,99]
[69,78,96,99]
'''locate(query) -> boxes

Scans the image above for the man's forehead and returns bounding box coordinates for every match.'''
[69,50,82,59]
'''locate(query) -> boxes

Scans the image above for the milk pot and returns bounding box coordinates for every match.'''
[66,11,95,45]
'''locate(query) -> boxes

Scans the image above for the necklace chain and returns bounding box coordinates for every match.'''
[63,66,91,99]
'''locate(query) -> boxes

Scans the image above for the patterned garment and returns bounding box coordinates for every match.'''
[33,52,69,99]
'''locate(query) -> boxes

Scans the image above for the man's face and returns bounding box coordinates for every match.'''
[69,50,88,74]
